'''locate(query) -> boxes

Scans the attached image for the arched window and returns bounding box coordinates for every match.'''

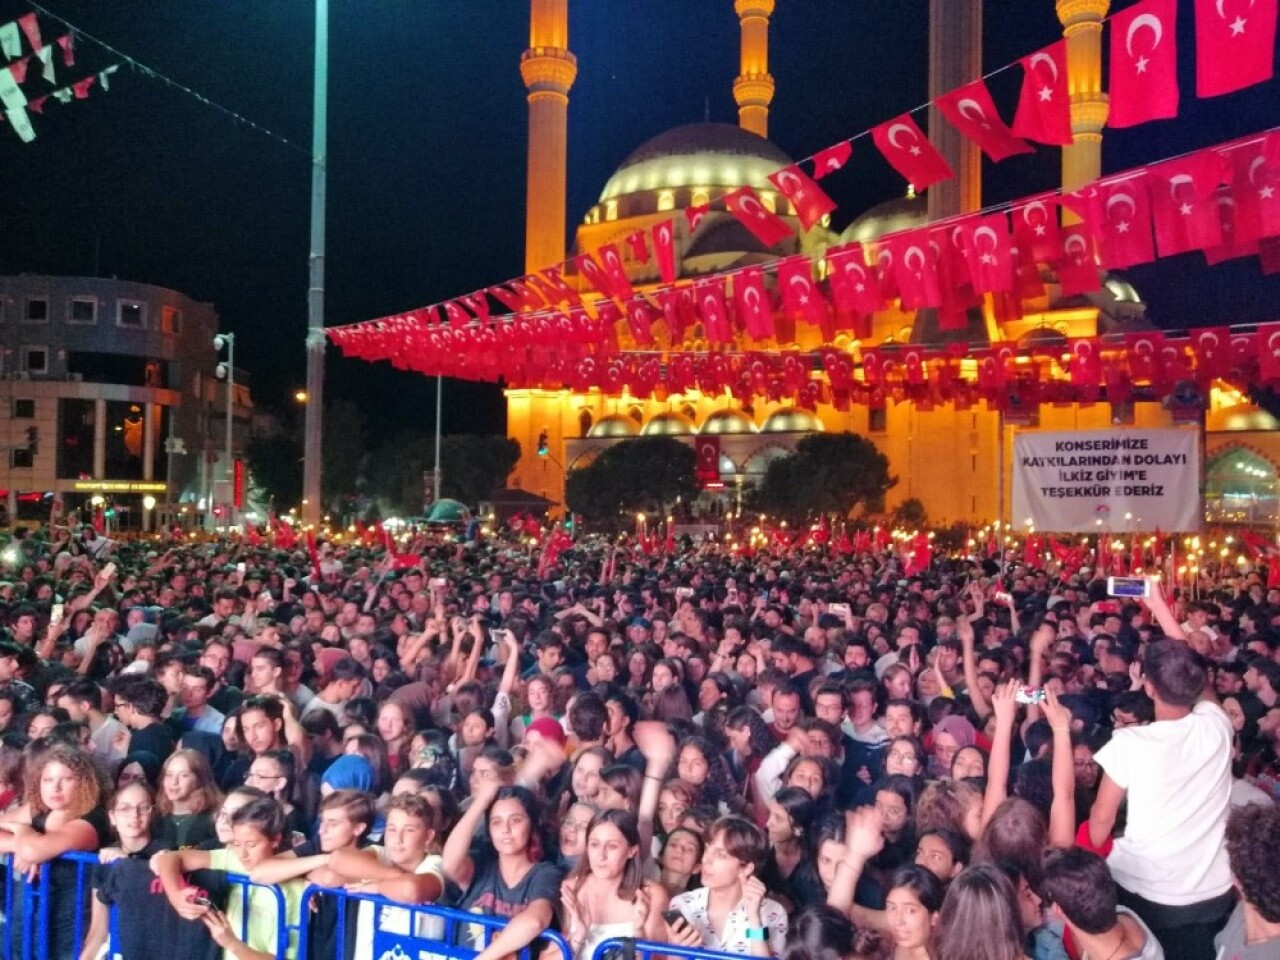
[627,406,644,424]
[578,409,593,437]
[680,404,697,422]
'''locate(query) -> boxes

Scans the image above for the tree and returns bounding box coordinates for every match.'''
[747,432,895,523]
[366,434,521,514]
[322,400,368,511]
[891,497,929,529]
[565,437,697,527]
[244,434,302,512]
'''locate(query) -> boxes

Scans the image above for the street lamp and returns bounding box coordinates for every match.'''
[214,333,235,526]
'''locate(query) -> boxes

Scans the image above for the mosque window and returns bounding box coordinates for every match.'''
[690,188,710,207]
[869,408,887,433]
[604,200,618,222]
[657,190,675,212]
[680,403,697,422]
[628,406,644,424]
[578,410,593,437]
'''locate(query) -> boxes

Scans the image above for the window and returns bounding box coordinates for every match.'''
[657,190,675,212]
[117,300,146,328]
[760,191,777,214]
[604,200,618,222]
[10,448,32,469]
[68,297,98,324]
[24,297,48,322]
[160,306,182,334]
[22,348,47,374]
[12,399,34,419]
[869,408,887,432]
[690,188,710,207]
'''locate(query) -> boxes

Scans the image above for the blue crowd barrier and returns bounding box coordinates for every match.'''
[297,886,575,960]
[590,938,761,960]
[2,852,291,960]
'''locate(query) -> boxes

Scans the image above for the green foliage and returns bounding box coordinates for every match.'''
[565,437,698,527]
[321,400,368,510]
[366,434,521,514]
[746,432,895,523]
[244,435,303,511]
[891,497,929,529]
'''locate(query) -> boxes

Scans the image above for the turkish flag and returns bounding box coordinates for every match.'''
[961,214,1015,293]
[733,266,774,341]
[538,266,582,307]
[1125,331,1166,382]
[695,276,734,344]
[890,231,943,309]
[1149,150,1231,256]
[936,79,1033,162]
[625,298,657,347]
[1260,322,1280,384]
[826,241,883,329]
[1013,40,1073,145]
[769,165,837,230]
[1221,133,1280,243]
[597,243,635,299]
[1011,242,1047,300]
[777,256,833,340]
[1202,188,1258,264]
[871,114,954,190]
[508,278,547,311]
[488,285,525,314]
[724,186,794,247]
[1195,0,1277,97]
[869,240,900,301]
[812,140,853,179]
[625,230,650,264]
[651,219,678,283]
[1109,0,1180,128]
[695,436,722,487]
[1064,174,1157,268]
[1056,224,1101,296]
[1011,195,1063,264]
[686,203,711,231]
[1192,325,1232,382]
[657,285,696,345]
[1230,330,1260,379]
[934,220,981,308]
[576,252,615,300]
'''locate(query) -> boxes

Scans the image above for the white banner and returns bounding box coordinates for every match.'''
[1012,428,1201,533]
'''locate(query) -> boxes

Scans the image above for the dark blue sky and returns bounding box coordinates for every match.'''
[0,0,1275,440]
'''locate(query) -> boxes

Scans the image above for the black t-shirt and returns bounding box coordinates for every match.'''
[96,856,230,960]
[209,685,244,716]
[455,853,563,948]
[128,721,178,761]
[32,806,110,960]
[154,811,218,850]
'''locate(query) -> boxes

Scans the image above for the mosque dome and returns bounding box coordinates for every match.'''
[841,194,928,244]
[587,415,640,439]
[761,409,825,433]
[598,123,794,204]
[641,411,696,436]
[700,409,758,434]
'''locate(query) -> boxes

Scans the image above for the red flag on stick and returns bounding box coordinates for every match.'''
[1109,0,1180,128]
[1195,0,1277,97]
[871,114,954,190]
[1013,40,1073,145]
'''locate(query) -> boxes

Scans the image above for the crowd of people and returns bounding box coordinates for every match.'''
[0,519,1276,960]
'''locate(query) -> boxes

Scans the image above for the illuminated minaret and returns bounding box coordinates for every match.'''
[1057,0,1110,202]
[926,0,982,219]
[521,0,577,273]
[733,0,775,138]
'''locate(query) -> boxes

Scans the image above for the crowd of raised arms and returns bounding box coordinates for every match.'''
[0,521,1276,960]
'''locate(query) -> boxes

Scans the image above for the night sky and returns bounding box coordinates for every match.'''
[1,1,1276,444]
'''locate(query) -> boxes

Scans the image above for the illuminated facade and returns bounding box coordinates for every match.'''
[506,2,1280,526]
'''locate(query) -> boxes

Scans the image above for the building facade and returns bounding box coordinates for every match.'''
[0,275,252,527]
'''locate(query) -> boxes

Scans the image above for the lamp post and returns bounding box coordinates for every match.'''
[213,333,235,526]
[302,0,328,527]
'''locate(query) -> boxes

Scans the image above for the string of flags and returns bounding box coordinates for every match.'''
[330,0,1280,346]
[0,8,121,142]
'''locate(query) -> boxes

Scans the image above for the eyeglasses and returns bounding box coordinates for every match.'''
[247,771,285,782]
[114,803,153,817]
[888,751,920,764]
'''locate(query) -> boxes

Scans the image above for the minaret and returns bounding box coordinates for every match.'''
[1056,0,1110,201]
[521,0,577,273]
[926,0,982,219]
[733,0,775,138]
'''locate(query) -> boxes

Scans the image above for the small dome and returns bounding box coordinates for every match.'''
[761,409,825,433]
[588,415,640,439]
[425,498,470,523]
[1018,327,1068,349]
[700,409,758,435]
[641,412,696,436]
[599,122,794,203]
[842,194,928,244]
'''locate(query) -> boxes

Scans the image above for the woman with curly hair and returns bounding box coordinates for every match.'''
[676,735,740,814]
[0,742,109,960]
[725,704,779,814]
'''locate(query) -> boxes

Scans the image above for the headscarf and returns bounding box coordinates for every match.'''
[117,750,162,789]
[321,755,376,793]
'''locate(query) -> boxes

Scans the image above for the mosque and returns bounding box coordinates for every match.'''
[503,1,1279,528]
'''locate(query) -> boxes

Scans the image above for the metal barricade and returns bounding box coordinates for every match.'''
[3,853,293,960]
[297,886,574,960]
[590,938,767,960]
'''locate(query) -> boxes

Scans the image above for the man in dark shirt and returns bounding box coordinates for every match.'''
[113,676,178,759]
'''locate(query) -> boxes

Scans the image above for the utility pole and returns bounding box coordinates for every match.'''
[302,0,328,526]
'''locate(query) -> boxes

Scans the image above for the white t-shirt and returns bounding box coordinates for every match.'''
[352,850,445,960]
[1079,908,1164,960]
[1094,700,1233,906]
